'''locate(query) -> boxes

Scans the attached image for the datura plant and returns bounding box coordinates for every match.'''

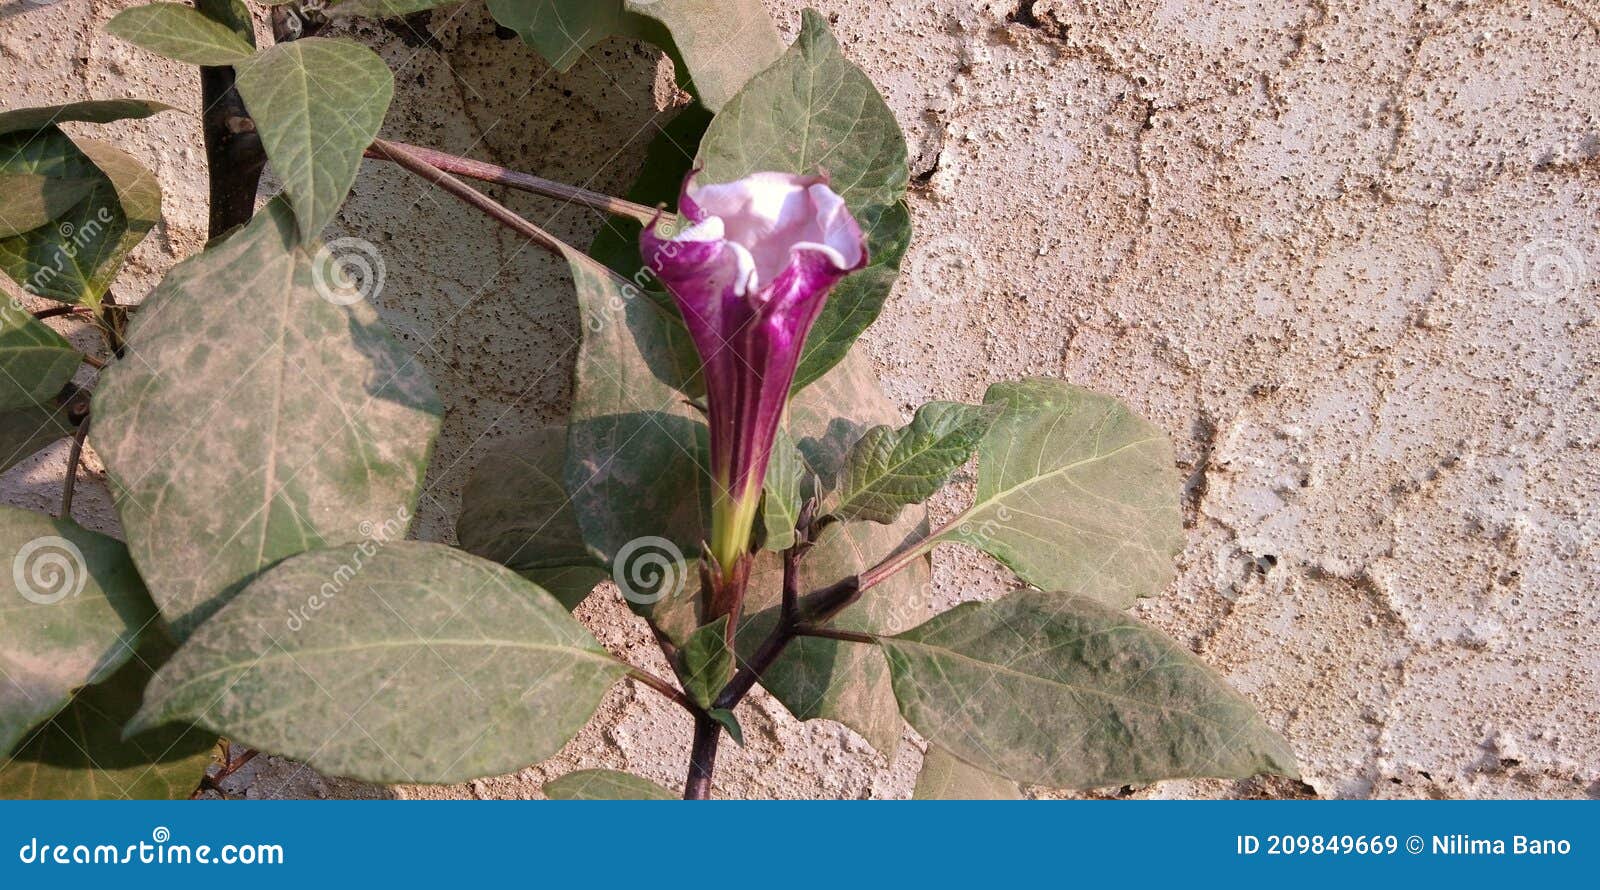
[0,2,1297,800]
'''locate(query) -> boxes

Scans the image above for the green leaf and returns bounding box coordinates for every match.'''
[0,506,157,755]
[564,256,709,566]
[707,707,743,746]
[485,0,630,73]
[734,354,928,757]
[544,768,675,800]
[678,615,732,709]
[589,103,711,276]
[936,379,1184,607]
[0,396,78,476]
[831,401,996,525]
[698,9,910,390]
[456,426,607,610]
[760,425,803,551]
[0,637,216,800]
[0,173,96,239]
[0,307,80,413]
[624,0,784,111]
[881,590,1299,789]
[106,3,257,66]
[913,747,1022,800]
[478,1,779,110]
[234,37,394,241]
[128,542,629,784]
[0,100,172,137]
[92,198,441,639]
[0,131,162,307]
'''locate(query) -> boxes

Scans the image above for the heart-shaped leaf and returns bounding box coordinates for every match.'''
[0,506,157,756]
[0,307,79,413]
[881,590,1299,789]
[913,747,1021,800]
[456,426,607,610]
[830,401,996,525]
[544,768,675,800]
[937,379,1184,607]
[0,637,215,800]
[698,9,910,391]
[106,3,257,66]
[128,542,628,784]
[234,37,394,241]
[93,198,441,638]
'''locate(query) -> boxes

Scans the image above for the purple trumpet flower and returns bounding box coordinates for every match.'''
[641,171,867,599]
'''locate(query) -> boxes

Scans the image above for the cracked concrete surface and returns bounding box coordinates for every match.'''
[2,0,1597,799]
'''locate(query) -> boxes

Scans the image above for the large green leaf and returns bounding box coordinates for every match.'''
[882,590,1299,789]
[0,506,156,755]
[0,638,215,800]
[106,3,257,66]
[234,37,394,241]
[0,100,172,136]
[935,379,1184,607]
[913,747,1021,800]
[92,198,441,639]
[0,131,162,307]
[564,257,709,566]
[733,354,928,757]
[0,173,96,239]
[544,768,675,800]
[0,307,79,412]
[0,395,78,476]
[128,542,628,784]
[477,1,779,110]
[456,426,607,610]
[830,401,995,525]
[698,9,910,391]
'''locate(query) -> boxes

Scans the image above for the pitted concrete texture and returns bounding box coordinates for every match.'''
[2,0,1596,799]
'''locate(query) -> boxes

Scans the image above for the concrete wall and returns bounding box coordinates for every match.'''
[3,0,1596,799]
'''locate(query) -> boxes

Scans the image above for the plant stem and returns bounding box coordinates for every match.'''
[362,141,657,224]
[31,305,93,321]
[684,712,720,800]
[60,417,89,519]
[626,668,699,716]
